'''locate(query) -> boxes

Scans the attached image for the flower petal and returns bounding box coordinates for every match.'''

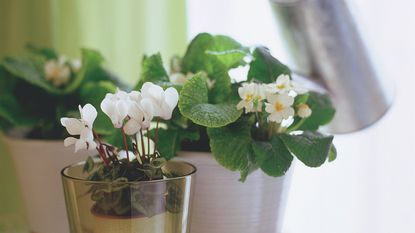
[164,87,179,110]
[75,139,87,153]
[87,140,97,151]
[64,137,77,147]
[61,118,84,135]
[124,119,141,135]
[80,104,97,128]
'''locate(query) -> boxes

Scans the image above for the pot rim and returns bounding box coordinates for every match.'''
[61,160,197,185]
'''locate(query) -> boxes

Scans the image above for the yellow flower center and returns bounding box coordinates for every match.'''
[52,67,60,77]
[277,84,285,90]
[274,102,284,112]
[245,94,254,101]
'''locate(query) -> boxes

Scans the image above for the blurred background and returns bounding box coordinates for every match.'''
[1,0,414,232]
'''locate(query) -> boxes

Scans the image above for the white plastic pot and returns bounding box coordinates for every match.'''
[2,135,93,233]
[177,151,292,233]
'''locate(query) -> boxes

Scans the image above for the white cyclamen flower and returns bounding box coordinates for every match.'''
[237,83,266,113]
[124,91,154,135]
[44,56,71,87]
[297,103,312,118]
[140,82,179,120]
[61,104,97,152]
[265,93,295,123]
[100,89,130,128]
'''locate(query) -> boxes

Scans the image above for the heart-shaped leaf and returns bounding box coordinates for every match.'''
[179,73,242,127]
[280,131,334,167]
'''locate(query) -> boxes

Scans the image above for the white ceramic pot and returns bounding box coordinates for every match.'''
[2,135,93,233]
[177,151,292,233]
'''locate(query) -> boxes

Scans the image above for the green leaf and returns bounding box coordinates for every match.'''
[153,129,180,160]
[83,156,95,173]
[328,144,337,162]
[207,35,248,69]
[2,55,60,93]
[134,53,169,90]
[179,74,242,127]
[182,33,246,103]
[299,91,336,130]
[0,94,37,126]
[252,136,293,177]
[247,46,291,83]
[0,65,17,95]
[80,81,116,135]
[207,120,253,172]
[239,152,259,182]
[2,48,106,95]
[63,48,105,93]
[26,44,58,59]
[280,131,334,167]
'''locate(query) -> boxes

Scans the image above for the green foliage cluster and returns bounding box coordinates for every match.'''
[0,46,125,139]
[136,33,337,181]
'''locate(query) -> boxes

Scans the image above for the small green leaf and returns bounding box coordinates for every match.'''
[83,156,95,173]
[252,136,293,177]
[134,53,169,90]
[247,46,291,83]
[280,131,334,167]
[328,144,337,162]
[299,91,336,130]
[207,120,254,172]
[179,74,242,127]
[294,93,310,106]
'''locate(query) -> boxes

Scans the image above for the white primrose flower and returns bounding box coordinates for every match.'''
[297,103,312,118]
[44,56,71,87]
[124,91,154,135]
[267,74,291,93]
[100,89,130,128]
[140,82,179,120]
[265,93,295,123]
[237,83,266,113]
[60,104,97,152]
[170,73,187,85]
[266,74,308,95]
[71,59,81,73]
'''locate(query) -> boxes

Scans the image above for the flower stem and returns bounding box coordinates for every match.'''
[121,127,130,167]
[147,129,150,159]
[133,134,142,164]
[286,118,306,133]
[93,131,109,166]
[140,129,146,161]
[153,119,160,157]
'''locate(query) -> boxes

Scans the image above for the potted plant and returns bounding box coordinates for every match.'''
[0,46,125,233]
[60,83,196,233]
[133,33,337,233]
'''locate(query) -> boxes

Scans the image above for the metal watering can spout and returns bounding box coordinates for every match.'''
[269,0,394,133]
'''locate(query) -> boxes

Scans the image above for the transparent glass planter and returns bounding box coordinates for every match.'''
[61,161,196,233]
